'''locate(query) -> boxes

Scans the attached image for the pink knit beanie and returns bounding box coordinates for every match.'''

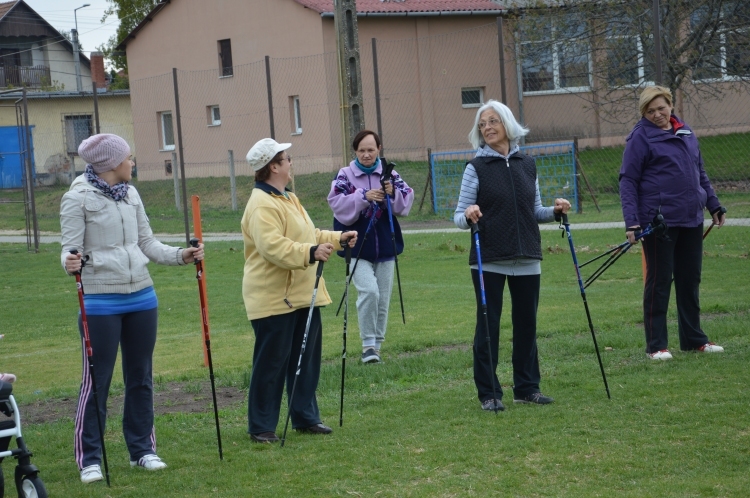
[78,134,131,174]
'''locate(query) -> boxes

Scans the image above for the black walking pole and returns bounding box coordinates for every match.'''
[281,261,325,447]
[339,245,352,427]
[336,208,379,316]
[71,250,111,486]
[189,238,223,460]
[381,161,406,324]
[555,214,611,399]
[470,223,501,413]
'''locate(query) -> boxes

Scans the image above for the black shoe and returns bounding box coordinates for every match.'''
[296,423,333,435]
[361,348,380,364]
[513,392,554,405]
[481,399,505,411]
[251,431,280,443]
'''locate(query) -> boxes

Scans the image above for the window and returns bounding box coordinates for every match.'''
[208,105,221,126]
[289,96,302,134]
[160,111,175,151]
[164,159,172,176]
[64,114,92,155]
[218,39,233,77]
[461,87,484,108]
[520,14,591,93]
[691,2,750,81]
[605,16,655,87]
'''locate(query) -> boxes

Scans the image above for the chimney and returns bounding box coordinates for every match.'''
[90,52,107,89]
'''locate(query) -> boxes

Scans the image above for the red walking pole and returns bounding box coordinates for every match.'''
[71,250,111,486]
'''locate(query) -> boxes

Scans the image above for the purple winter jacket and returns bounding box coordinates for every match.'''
[619,115,720,229]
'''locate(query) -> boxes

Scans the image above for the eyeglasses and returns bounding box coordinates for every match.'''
[478,118,502,130]
[277,155,292,163]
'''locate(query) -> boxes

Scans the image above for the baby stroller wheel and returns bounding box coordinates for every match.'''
[20,475,46,498]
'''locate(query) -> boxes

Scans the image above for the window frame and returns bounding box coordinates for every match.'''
[160,111,175,151]
[461,87,484,108]
[604,31,655,88]
[519,16,593,95]
[208,105,221,126]
[691,4,750,83]
[63,113,93,155]
[218,39,233,78]
[290,96,302,135]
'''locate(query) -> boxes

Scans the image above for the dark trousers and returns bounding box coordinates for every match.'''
[642,225,709,353]
[471,270,541,402]
[74,308,158,469]
[248,308,323,435]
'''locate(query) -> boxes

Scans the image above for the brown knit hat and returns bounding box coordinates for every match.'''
[78,134,131,174]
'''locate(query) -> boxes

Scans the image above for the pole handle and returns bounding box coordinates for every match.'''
[469,221,479,235]
[554,212,569,225]
[69,249,88,272]
[189,237,201,266]
[316,260,325,278]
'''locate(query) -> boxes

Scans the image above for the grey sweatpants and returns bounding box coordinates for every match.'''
[350,259,394,350]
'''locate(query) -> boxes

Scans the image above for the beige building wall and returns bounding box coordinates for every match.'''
[0,93,133,184]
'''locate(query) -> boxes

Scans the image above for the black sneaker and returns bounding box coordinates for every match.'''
[296,423,333,435]
[513,392,554,405]
[361,348,380,364]
[481,399,505,411]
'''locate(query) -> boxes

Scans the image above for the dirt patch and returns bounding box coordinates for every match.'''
[21,382,245,425]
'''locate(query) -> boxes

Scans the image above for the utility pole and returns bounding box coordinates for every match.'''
[334,0,364,163]
[72,29,82,92]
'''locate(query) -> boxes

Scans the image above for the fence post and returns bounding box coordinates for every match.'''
[172,68,191,246]
[265,56,275,139]
[496,16,507,104]
[92,81,100,134]
[514,34,525,145]
[21,88,39,252]
[228,150,237,211]
[172,151,181,212]
[652,0,663,85]
[573,137,582,214]
[372,38,384,152]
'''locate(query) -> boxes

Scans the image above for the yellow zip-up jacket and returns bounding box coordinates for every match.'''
[241,182,343,320]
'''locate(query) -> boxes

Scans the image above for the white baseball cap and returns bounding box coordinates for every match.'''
[246,138,292,171]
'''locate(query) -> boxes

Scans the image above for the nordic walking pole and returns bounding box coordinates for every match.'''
[71,250,111,487]
[703,206,727,240]
[339,244,352,427]
[555,214,611,399]
[470,223,500,414]
[382,162,405,324]
[336,208,378,316]
[189,237,223,460]
[281,261,325,447]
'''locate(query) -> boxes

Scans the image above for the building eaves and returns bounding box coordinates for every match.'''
[115,0,171,52]
[0,0,18,22]
[0,89,130,100]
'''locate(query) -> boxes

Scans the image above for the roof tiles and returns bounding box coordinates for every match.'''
[294,0,504,15]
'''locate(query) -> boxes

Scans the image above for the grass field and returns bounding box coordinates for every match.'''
[1,226,748,497]
[1,131,749,234]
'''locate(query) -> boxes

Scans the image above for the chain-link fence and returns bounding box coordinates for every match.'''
[2,2,748,243]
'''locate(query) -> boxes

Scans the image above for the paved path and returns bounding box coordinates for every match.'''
[2,219,748,244]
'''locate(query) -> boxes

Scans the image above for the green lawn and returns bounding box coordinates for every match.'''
[1,227,749,496]
[1,131,748,234]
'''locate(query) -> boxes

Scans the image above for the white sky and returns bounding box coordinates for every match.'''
[23,0,121,57]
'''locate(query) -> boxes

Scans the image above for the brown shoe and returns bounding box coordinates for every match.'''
[296,423,333,435]
[250,432,280,443]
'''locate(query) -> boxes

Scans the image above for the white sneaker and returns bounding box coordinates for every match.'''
[80,464,103,483]
[130,454,167,471]
[697,343,724,353]
[648,350,673,360]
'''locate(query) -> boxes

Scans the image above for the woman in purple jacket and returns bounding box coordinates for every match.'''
[327,130,414,364]
[619,86,726,361]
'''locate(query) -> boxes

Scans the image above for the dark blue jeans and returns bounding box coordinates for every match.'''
[75,308,158,469]
[471,270,541,402]
[248,308,323,435]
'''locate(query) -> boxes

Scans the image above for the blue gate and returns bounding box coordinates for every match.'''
[0,126,35,189]
[430,142,578,217]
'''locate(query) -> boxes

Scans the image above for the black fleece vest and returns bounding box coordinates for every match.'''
[468,154,543,265]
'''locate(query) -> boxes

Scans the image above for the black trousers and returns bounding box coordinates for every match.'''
[74,308,158,469]
[471,270,541,402]
[248,308,323,435]
[642,225,710,353]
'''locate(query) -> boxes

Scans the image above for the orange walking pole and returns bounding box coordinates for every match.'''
[190,195,223,460]
[192,195,209,366]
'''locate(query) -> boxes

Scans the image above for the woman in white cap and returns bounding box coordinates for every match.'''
[241,138,356,443]
[60,134,204,483]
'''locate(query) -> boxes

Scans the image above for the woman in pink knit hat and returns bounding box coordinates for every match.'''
[59,134,204,484]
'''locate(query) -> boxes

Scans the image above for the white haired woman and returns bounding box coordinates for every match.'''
[453,100,570,412]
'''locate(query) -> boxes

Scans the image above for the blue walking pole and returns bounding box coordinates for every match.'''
[556,213,611,399]
[470,222,501,413]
